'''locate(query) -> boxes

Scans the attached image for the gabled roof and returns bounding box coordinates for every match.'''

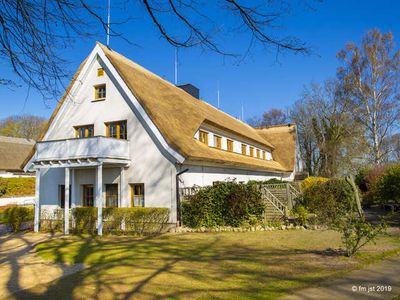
[256,124,297,171]
[24,43,295,173]
[0,136,35,172]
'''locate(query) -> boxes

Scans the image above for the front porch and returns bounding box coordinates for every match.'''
[31,136,131,235]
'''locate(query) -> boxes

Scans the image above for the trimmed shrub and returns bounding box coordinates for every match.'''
[4,206,34,232]
[72,207,98,234]
[376,164,400,205]
[40,209,64,232]
[300,177,328,193]
[0,177,35,198]
[355,165,389,207]
[72,207,169,235]
[181,181,265,228]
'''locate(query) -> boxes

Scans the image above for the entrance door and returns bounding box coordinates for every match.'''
[106,184,118,207]
[82,185,94,206]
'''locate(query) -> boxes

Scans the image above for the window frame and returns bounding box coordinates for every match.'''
[130,183,145,207]
[97,68,104,77]
[82,184,94,207]
[93,84,106,101]
[256,149,260,159]
[227,139,234,152]
[262,151,266,160]
[249,146,254,157]
[214,135,222,149]
[59,185,72,209]
[241,144,247,155]
[74,124,94,138]
[199,130,209,145]
[105,120,127,139]
[105,184,119,208]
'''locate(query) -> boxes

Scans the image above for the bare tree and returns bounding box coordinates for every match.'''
[0,114,47,140]
[0,1,314,100]
[337,29,400,164]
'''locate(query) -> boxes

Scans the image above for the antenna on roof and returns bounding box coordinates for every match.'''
[106,0,111,46]
[217,81,220,108]
[174,48,178,85]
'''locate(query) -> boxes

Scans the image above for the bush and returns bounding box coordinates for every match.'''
[72,207,169,235]
[300,177,328,193]
[301,178,353,225]
[355,165,388,207]
[376,164,400,205]
[40,209,64,232]
[291,205,310,226]
[4,206,34,232]
[181,181,265,228]
[0,177,35,198]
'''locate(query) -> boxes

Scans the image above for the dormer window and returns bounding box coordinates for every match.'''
[256,149,260,159]
[227,139,234,152]
[97,68,104,77]
[249,146,254,157]
[94,84,106,101]
[241,144,247,155]
[262,151,266,160]
[199,130,209,145]
[214,135,222,149]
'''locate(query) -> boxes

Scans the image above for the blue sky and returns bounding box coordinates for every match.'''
[0,0,399,120]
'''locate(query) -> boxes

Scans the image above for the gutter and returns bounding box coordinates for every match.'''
[176,167,189,226]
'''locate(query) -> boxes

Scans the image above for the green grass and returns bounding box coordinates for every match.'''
[0,177,35,198]
[17,228,400,299]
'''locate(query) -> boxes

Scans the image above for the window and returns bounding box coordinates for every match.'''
[256,149,260,159]
[214,135,222,149]
[130,184,144,207]
[241,144,247,155]
[82,185,94,207]
[106,121,127,139]
[199,130,209,145]
[227,139,234,152]
[106,184,118,207]
[97,68,104,77]
[94,84,106,100]
[59,185,71,208]
[249,146,254,157]
[262,151,266,160]
[75,125,94,138]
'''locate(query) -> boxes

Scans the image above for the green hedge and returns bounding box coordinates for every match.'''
[72,207,169,235]
[4,206,34,232]
[0,177,35,198]
[182,181,265,228]
[376,164,400,204]
[40,209,65,232]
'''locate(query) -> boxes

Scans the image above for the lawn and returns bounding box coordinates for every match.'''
[16,229,400,299]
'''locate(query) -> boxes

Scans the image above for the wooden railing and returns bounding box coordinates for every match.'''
[260,186,287,217]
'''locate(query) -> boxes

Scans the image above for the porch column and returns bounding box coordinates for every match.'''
[64,167,70,235]
[70,169,76,208]
[96,163,103,236]
[34,169,41,232]
[119,167,125,207]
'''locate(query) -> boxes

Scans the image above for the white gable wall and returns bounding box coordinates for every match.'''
[40,55,178,221]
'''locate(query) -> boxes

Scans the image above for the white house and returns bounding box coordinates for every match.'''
[23,43,300,235]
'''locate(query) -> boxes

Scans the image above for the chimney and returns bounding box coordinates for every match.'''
[177,84,200,99]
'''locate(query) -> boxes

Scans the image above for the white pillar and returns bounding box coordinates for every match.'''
[96,164,103,236]
[64,167,70,235]
[119,167,125,207]
[34,169,41,232]
[70,169,76,208]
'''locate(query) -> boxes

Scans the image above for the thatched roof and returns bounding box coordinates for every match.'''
[99,44,293,173]
[0,136,35,172]
[23,43,296,173]
[256,124,297,171]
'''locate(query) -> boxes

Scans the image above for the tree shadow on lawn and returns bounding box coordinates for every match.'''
[7,232,366,300]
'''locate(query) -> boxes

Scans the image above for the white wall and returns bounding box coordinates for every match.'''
[179,164,293,187]
[39,55,178,221]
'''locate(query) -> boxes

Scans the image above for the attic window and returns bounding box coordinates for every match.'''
[249,146,254,157]
[97,68,104,77]
[94,84,106,101]
[241,144,247,155]
[256,149,260,159]
[214,135,222,149]
[227,139,234,152]
[262,151,266,160]
[199,130,209,145]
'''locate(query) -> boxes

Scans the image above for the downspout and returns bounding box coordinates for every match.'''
[176,167,189,226]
